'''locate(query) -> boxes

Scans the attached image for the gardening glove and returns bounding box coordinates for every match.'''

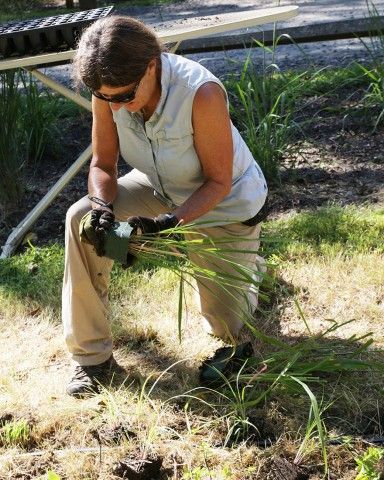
[80,211,135,267]
[79,196,115,256]
[199,342,254,386]
[88,195,115,234]
[127,213,179,236]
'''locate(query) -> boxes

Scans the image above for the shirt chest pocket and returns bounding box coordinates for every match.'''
[154,130,203,183]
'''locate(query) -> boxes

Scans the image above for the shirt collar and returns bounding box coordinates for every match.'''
[152,53,171,119]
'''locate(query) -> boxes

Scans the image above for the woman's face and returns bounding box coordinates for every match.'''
[96,59,159,113]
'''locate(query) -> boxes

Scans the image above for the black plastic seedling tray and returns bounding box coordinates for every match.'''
[0,6,113,59]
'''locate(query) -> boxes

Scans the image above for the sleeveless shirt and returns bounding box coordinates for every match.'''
[111,52,268,225]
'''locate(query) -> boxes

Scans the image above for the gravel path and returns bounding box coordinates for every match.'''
[43,0,384,84]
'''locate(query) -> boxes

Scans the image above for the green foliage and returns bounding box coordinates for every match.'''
[263,205,384,257]
[182,465,232,479]
[290,63,368,97]
[0,243,64,309]
[0,418,32,447]
[357,63,384,130]
[21,74,64,165]
[0,70,77,206]
[226,51,301,184]
[355,1,384,130]
[355,447,384,480]
[0,70,27,206]
[46,471,62,480]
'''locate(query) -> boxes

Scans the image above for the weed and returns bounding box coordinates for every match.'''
[46,471,61,480]
[0,71,77,206]
[21,73,63,165]
[355,446,384,479]
[0,418,32,448]
[356,1,384,130]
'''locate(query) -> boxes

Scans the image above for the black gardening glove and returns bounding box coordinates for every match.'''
[88,196,115,255]
[127,213,179,236]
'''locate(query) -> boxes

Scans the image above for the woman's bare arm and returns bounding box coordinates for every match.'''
[88,96,120,207]
[173,82,233,224]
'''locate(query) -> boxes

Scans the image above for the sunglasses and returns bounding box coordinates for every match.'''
[91,80,140,104]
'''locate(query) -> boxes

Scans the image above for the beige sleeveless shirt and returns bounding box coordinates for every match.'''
[112,53,267,225]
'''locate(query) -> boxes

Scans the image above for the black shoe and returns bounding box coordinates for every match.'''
[67,356,123,398]
[199,342,254,386]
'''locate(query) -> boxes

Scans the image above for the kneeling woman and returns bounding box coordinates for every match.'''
[62,15,268,397]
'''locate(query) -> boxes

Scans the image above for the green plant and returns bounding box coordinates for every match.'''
[224,33,318,185]
[226,54,294,183]
[21,73,63,165]
[0,418,32,447]
[0,70,27,206]
[0,70,75,206]
[46,471,61,480]
[355,447,384,479]
[355,1,384,130]
[168,317,379,475]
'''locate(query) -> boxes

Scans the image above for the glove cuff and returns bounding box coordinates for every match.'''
[154,213,179,231]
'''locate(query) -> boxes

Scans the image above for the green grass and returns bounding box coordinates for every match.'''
[0,70,83,206]
[1,205,382,311]
[0,242,64,310]
[224,56,375,185]
[355,446,384,480]
[262,204,384,258]
[0,418,32,448]
[0,70,26,206]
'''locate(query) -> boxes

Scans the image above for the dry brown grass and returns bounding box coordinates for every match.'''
[1,224,384,478]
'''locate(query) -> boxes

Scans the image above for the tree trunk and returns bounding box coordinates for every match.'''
[66,0,74,7]
[78,0,97,9]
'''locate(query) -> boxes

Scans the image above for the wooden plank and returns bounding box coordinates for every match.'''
[0,6,298,71]
[157,6,298,43]
[178,16,384,53]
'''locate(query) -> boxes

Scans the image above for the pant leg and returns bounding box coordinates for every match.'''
[185,222,264,341]
[62,170,168,366]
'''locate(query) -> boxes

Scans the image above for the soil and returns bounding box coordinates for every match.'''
[1,63,383,252]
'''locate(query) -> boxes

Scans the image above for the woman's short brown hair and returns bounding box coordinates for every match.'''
[73,16,164,90]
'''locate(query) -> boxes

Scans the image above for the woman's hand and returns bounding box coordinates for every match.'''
[127,213,179,235]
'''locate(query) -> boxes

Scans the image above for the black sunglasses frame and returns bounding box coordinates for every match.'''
[91,80,140,104]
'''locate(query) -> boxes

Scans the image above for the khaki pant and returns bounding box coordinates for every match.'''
[62,169,264,366]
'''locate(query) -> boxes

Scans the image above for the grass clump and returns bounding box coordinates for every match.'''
[0,418,32,448]
[225,51,302,184]
[0,70,79,207]
[0,70,26,205]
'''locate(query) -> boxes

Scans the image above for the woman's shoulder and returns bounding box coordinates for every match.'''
[163,52,219,89]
